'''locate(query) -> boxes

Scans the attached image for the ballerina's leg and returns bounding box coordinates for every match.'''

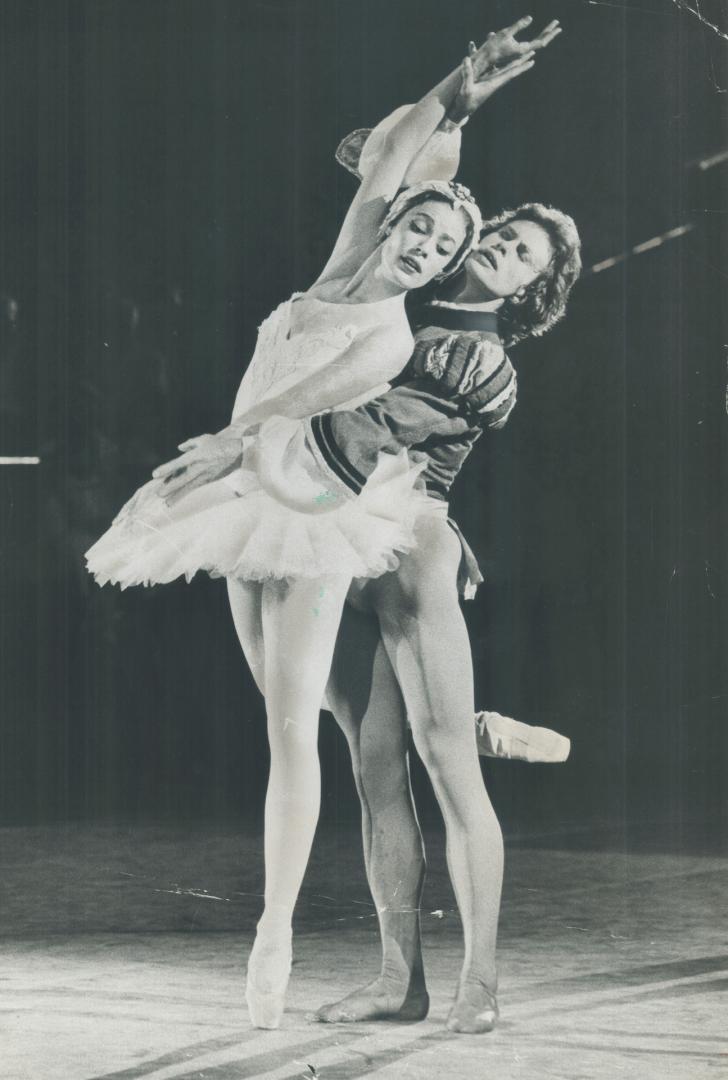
[372,518,503,1034]
[227,579,266,695]
[319,601,428,1022]
[235,573,350,1027]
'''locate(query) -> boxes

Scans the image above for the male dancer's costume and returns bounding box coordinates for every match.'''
[300,304,569,765]
[324,110,571,764]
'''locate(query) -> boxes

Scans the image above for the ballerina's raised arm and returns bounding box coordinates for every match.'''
[315,15,560,289]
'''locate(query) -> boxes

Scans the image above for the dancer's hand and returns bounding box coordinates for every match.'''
[152,430,242,505]
[452,47,536,119]
[474,16,561,75]
[449,17,561,122]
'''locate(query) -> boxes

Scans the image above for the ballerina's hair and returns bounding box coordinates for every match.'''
[377,180,482,280]
[481,203,582,346]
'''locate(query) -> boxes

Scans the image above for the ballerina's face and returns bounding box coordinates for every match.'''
[466,219,553,299]
[380,199,469,289]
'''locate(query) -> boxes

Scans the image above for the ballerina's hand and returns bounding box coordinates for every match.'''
[472,16,561,77]
[152,431,243,505]
[454,47,536,116]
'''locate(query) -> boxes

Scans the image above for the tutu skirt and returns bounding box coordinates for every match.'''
[85,416,433,589]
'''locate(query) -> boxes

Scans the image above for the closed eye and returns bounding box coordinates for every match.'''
[410,215,433,236]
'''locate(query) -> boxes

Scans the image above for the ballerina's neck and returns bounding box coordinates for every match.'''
[308,248,409,305]
[304,279,404,308]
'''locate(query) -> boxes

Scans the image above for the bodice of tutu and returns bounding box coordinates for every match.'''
[232,292,411,420]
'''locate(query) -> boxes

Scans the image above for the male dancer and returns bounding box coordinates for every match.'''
[314,21,580,1028]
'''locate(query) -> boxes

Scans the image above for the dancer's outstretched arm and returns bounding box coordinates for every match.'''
[155,331,506,502]
[314,55,473,286]
[352,17,561,189]
[152,321,404,501]
[316,15,560,285]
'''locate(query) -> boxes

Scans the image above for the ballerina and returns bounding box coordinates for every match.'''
[86,25,535,1030]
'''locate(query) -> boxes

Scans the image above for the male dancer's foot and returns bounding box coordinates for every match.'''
[476,710,571,763]
[446,977,499,1034]
[316,971,429,1023]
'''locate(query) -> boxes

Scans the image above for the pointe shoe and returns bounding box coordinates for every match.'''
[245,931,292,1029]
[446,987,499,1034]
[476,710,571,764]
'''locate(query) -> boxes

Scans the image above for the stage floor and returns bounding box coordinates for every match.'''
[1,821,726,1079]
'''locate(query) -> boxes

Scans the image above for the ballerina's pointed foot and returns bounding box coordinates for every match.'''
[446,982,499,1035]
[315,976,430,1024]
[245,930,293,1029]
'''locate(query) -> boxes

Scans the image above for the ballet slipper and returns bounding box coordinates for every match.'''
[245,929,293,1029]
[476,710,571,763]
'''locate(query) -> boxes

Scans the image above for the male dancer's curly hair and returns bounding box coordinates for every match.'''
[480,203,581,346]
[419,202,581,347]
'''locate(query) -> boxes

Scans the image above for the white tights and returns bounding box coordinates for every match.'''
[228,575,349,936]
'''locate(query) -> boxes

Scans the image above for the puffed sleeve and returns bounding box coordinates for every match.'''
[410,330,518,429]
[340,105,462,186]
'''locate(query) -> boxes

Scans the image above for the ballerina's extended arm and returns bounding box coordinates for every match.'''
[353,17,561,190]
[316,15,560,285]
[312,46,485,286]
[157,330,510,509]
[153,321,402,502]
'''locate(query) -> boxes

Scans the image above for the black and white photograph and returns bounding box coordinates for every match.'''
[0,1,726,1077]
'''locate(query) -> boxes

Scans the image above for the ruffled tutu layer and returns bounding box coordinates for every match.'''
[85,417,432,589]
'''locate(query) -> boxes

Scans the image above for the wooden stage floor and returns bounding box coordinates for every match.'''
[1,821,726,1079]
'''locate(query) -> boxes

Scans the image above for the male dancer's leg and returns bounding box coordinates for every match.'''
[318,601,429,1022]
[369,516,503,1034]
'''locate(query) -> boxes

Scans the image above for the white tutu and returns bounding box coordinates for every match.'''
[85,416,432,589]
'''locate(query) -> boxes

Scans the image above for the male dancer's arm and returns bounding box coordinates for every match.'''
[311,332,515,499]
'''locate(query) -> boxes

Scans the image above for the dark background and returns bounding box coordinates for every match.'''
[0,0,725,838]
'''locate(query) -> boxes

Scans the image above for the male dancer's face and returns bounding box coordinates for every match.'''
[466,219,553,299]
